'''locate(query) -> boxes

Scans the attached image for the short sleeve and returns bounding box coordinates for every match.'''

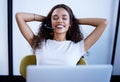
[78,40,86,56]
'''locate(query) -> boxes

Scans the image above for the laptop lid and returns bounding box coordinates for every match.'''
[26,65,113,82]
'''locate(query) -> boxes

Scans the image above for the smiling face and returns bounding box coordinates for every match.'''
[51,8,71,35]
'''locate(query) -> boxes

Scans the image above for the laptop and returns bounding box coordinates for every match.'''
[26,65,113,82]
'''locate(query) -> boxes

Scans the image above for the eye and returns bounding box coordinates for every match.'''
[62,15,69,20]
[63,17,68,20]
[52,16,58,20]
[53,17,58,20]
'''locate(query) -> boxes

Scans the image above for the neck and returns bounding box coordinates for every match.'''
[53,33,66,41]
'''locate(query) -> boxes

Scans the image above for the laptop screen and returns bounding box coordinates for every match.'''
[26,65,112,82]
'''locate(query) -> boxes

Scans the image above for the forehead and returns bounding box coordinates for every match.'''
[52,8,69,16]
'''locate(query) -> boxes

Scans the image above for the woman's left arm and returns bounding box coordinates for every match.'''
[78,18,108,51]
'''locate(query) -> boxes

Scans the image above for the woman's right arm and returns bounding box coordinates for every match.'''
[15,12,45,47]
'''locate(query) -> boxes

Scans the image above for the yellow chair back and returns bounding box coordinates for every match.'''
[20,54,87,79]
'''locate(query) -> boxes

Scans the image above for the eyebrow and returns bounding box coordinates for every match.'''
[53,14,68,17]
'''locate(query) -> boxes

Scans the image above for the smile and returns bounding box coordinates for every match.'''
[56,24,65,29]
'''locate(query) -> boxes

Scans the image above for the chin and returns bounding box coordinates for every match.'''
[54,31,67,34]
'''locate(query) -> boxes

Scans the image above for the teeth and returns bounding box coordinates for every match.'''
[56,25,64,28]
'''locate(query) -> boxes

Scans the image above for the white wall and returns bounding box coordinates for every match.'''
[113,18,120,75]
[13,0,117,75]
[111,0,120,75]
[0,0,8,75]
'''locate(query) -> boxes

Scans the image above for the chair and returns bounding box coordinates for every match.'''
[20,54,87,79]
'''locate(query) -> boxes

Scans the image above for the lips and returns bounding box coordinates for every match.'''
[55,24,65,29]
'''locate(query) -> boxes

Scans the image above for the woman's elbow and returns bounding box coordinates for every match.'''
[103,19,108,26]
[15,13,21,19]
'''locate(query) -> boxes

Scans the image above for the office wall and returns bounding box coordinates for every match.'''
[113,18,120,75]
[0,0,8,75]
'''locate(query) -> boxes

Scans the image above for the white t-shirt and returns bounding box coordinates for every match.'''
[35,39,86,66]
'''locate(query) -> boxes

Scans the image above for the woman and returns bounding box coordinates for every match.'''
[15,4,107,66]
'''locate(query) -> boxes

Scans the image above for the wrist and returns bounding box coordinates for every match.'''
[34,13,36,21]
[33,13,45,22]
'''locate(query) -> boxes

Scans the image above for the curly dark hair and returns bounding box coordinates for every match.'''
[32,4,84,51]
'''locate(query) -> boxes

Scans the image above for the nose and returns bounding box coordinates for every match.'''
[57,18,63,23]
